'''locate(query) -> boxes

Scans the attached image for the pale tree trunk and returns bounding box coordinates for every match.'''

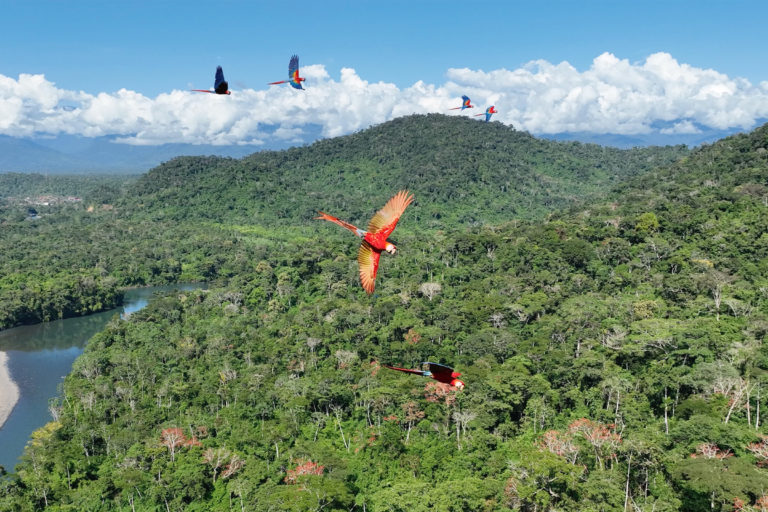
[456,421,461,450]
[724,380,749,424]
[623,454,632,512]
[334,408,350,452]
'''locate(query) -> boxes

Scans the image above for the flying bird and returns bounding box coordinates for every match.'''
[384,362,465,389]
[449,95,474,110]
[316,190,414,294]
[475,106,497,122]
[191,66,231,95]
[268,55,306,90]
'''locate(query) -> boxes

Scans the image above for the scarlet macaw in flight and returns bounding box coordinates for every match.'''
[191,66,231,95]
[384,362,465,389]
[268,55,306,90]
[475,106,497,122]
[449,95,474,110]
[316,190,414,294]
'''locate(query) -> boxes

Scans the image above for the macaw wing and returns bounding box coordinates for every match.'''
[289,55,299,78]
[289,81,304,90]
[461,95,470,103]
[383,365,426,377]
[367,190,414,237]
[215,66,226,88]
[424,362,456,382]
[358,240,381,294]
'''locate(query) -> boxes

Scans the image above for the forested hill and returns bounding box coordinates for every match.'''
[124,114,688,226]
[3,123,768,510]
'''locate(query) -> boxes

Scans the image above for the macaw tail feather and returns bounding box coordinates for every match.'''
[383,365,427,377]
[316,212,364,237]
[268,80,288,85]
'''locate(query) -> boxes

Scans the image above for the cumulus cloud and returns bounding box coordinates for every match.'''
[1,52,768,145]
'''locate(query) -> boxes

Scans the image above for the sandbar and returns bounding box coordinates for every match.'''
[0,351,20,429]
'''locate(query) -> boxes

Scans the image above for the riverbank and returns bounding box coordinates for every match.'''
[0,351,20,429]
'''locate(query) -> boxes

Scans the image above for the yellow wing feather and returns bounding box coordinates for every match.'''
[368,190,414,235]
[357,241,381,294]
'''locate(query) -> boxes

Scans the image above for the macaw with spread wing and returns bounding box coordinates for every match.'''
[449,95,474,110]
[476,105,497,122]
[315,190,413,294]
[191,66,231,95]
[384,362,465,389]
[268,55,305,89]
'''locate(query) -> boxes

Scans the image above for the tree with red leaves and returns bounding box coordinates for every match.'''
[160,427,186,462]
[424,381,458,406]
[691,442,733,460]
[285,460,325,485]
[402,401,424,443]
[746,436,768,467]
[567,418,622,470]
[538,430,579,464]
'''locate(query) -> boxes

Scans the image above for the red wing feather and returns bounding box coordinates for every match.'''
[425,362,456,383]
[367,190,414,237]
[358,240,381,294]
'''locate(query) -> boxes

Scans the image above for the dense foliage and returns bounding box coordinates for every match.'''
[2,117,768,511]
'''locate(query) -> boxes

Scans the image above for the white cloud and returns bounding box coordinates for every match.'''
[660,120,701,135]
[1,52,768,145]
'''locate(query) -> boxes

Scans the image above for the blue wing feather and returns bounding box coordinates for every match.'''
[215,66,226,88]
[289,55,299,78]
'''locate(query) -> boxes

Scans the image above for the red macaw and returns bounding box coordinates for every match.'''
[384,362,465,389]
[268,55,305,90]
[449,95,474,110]
[475,105,497,122]
[191,66,231,95]
[316,190,414,294]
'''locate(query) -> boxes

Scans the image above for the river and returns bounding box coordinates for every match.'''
[0,283,205,473]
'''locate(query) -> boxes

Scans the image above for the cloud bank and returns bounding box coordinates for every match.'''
[2,52,768,146]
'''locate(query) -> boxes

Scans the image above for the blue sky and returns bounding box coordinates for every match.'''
[1,0,768,146]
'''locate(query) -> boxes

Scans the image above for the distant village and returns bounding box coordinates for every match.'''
[22,195,82,207]
[4,195,83,220]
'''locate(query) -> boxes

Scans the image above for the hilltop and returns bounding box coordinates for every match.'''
[125,114,688,226]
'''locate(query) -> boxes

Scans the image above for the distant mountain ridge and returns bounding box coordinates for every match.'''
[0,135,274,174]
[3,116,751,174]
